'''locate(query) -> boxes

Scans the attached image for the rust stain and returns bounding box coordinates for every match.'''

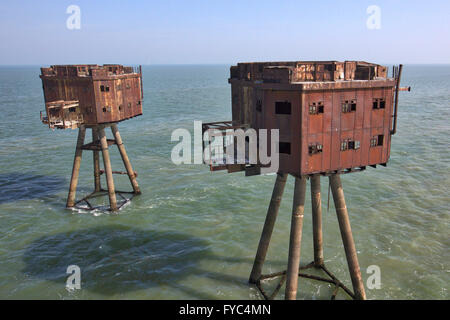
[204,60,408,176]
[39,64,143,129]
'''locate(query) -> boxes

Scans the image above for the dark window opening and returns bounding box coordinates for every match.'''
[378,134,384,146]
[102,107,106,112]
[256,100,262,112]
[279,142,291,154]
[68,107,76,113]
[325,64,334,72]
[373,100,378,109]
[370,135,384,147]
[118,105,122,111]
[100,85,110,92]
[102,106,111,113]
[342,100,357,113]
[309,102,324,115]
[341,139,360,151]
[309,144,323,155]
[275,101,291,115]
[373,98,386,109]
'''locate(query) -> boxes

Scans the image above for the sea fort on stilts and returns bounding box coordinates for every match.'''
[202,60,410,300]
[39,64,143,211]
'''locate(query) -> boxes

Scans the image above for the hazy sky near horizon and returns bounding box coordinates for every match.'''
[0,0,449,65]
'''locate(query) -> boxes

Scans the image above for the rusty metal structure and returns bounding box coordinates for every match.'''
[40,64,143,211]
[203,61,410,300]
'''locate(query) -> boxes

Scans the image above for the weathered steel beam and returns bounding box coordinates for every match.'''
[249,173,288,284]
[92,127,101,192]
[285,176,307,300]
[99,126,118,211]
[110,124,141,195]
[329,174,366,300]
[66,125,86,208]
[311,174,324,267]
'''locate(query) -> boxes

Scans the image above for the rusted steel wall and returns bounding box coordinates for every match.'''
[300,86,393,175]
[228,61,395,175]
[40,64,143,126]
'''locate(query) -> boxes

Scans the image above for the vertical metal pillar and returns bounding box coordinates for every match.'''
[329,174,366,300]
[285,176,307,300]
[92,126,101,192]
[110,124,141,194]
[99,126,118,211]
[311,174,324,267]
[66,125,86,208]
[249,173,288,284]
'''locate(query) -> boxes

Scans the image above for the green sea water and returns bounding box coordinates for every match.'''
[0,65,448,299]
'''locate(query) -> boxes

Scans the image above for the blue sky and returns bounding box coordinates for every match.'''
[0,0,449,65]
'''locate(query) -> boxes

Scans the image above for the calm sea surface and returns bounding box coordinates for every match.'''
[0,65,448,299]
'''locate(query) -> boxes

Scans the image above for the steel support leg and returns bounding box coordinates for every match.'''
[249,173,288,284]
[66,125,86,208]
[329,174,366,300]
[311,174,324,267]
[92,127,101,192]
[110,124,141,194]
[285,176,307,300]
[99,126,118,211]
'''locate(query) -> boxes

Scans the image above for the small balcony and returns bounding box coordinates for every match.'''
[41,100,83,129]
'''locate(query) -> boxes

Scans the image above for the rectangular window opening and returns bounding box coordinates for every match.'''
[377,135,384,146]
[256,100,262,112]
[309,102,324,115]
[279,142,291,154]
[373,99,378,109]
[275,101,291,115]
[309,144,323,155]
